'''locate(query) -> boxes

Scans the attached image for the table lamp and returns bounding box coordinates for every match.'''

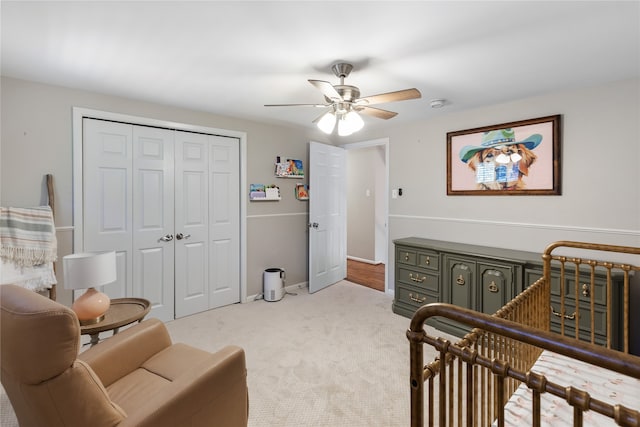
[63,251,116,325]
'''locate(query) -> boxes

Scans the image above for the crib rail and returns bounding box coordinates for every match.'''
[408,275,550,427]
[408,241,640,427]
[408,303,640,426]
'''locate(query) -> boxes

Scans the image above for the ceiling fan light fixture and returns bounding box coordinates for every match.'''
[338,110,364,136]
[317,111,337,134]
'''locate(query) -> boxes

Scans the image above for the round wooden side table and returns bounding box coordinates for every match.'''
[80,298,151,346]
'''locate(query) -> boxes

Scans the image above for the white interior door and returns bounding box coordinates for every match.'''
[174,131,210,318]
[309,141,347,293]
[208,135,241,308]
[132,126,175,321]
[83,119,133,300]
[83,119,176,321]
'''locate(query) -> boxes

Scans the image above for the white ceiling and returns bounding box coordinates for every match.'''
[2,1,639,134]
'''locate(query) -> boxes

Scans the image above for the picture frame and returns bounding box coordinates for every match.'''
[295,184,309,200]
[446,115,561,196]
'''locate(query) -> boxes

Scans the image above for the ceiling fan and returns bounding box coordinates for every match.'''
[264,62,422,136]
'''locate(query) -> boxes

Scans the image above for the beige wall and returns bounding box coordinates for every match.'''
[345,78,640,267]
[3,76,639,310]
[347,147,376,261]
[0,76,329,305]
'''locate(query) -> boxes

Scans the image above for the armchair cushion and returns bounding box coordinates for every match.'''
[78,318,173,387]
[1,284,249,427]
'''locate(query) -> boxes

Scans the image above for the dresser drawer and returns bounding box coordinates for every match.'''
[417,250,439,271]
[528,267,611,306]
[550,297,609,338]
[397,267,439,292]
[395,283,439,311]
[562,276,609,306]
[397,247,417,266]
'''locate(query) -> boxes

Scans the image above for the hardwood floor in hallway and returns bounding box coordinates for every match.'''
[346,259,385,292]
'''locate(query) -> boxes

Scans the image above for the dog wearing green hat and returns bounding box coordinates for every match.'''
[459,128,542,190]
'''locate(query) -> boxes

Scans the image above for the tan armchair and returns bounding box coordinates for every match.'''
[0,284,249,427]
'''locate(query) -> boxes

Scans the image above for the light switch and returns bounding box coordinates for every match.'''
[392,189,398,199]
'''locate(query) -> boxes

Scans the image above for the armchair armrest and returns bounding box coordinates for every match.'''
[118,346,248,427]
[79,318,172,387]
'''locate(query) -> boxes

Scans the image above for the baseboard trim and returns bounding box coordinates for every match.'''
[246,281,308,302]
[347,256,382,265]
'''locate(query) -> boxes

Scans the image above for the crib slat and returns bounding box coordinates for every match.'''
[532,390,541,427]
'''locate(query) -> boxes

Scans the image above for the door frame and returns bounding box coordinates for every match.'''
[71,107,248,303]
[341,137,390,294]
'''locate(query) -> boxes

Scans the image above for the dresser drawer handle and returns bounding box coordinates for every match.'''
[404,253,410,261]
[551,305,576,320]
[409,293,426,303]
[409,273,426,283]
[423,256,430,265]
[488,281,499,293]
[581,283,590,297]
[456,275,465,286]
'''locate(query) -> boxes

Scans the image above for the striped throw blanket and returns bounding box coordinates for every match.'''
[0,206,57,267]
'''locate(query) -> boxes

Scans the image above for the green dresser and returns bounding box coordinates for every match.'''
[392,237,624,348]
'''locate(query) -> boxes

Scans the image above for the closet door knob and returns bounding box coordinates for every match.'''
[176,233,191,240]
[159,234,174,242]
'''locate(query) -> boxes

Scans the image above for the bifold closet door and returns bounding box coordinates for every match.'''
[174,132,210,318]
[173,133,241,317]
[131,125,175,322]
[208,135,240,309]
[83,119,175,321]
[83,119,241,321]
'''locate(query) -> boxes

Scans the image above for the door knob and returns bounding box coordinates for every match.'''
[159,234,174,242]
[176,233,191,240]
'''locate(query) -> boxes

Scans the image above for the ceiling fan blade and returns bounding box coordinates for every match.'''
[357,106,398,120]
[264,103,329,107]
[357,88,421,105]
[312,110,332,124]
[308,79,343,101]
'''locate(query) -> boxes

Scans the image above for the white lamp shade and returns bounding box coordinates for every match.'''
[317,111,337,134]
[338,111,364,136]
[63,251,117,290]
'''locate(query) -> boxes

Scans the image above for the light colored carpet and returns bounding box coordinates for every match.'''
[1,281,448,426]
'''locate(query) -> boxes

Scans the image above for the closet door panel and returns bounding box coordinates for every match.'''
[174,132,209,318]
[209,136,240,308]
[132,126,175,321]
[83,119,133,299]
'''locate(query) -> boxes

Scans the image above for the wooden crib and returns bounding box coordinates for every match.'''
[407,241,640,426]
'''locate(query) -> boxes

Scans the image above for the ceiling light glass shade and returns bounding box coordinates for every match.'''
[337,111,364,136]
[317,111,337,134]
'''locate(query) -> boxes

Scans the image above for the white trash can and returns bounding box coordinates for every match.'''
[263,268,285,302]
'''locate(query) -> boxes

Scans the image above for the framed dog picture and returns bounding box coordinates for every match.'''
[447,115,561,195]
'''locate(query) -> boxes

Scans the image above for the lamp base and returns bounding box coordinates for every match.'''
[72,287,110,325]
[78,314,105,326]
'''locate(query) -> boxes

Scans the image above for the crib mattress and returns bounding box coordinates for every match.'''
[501,350,640,426]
